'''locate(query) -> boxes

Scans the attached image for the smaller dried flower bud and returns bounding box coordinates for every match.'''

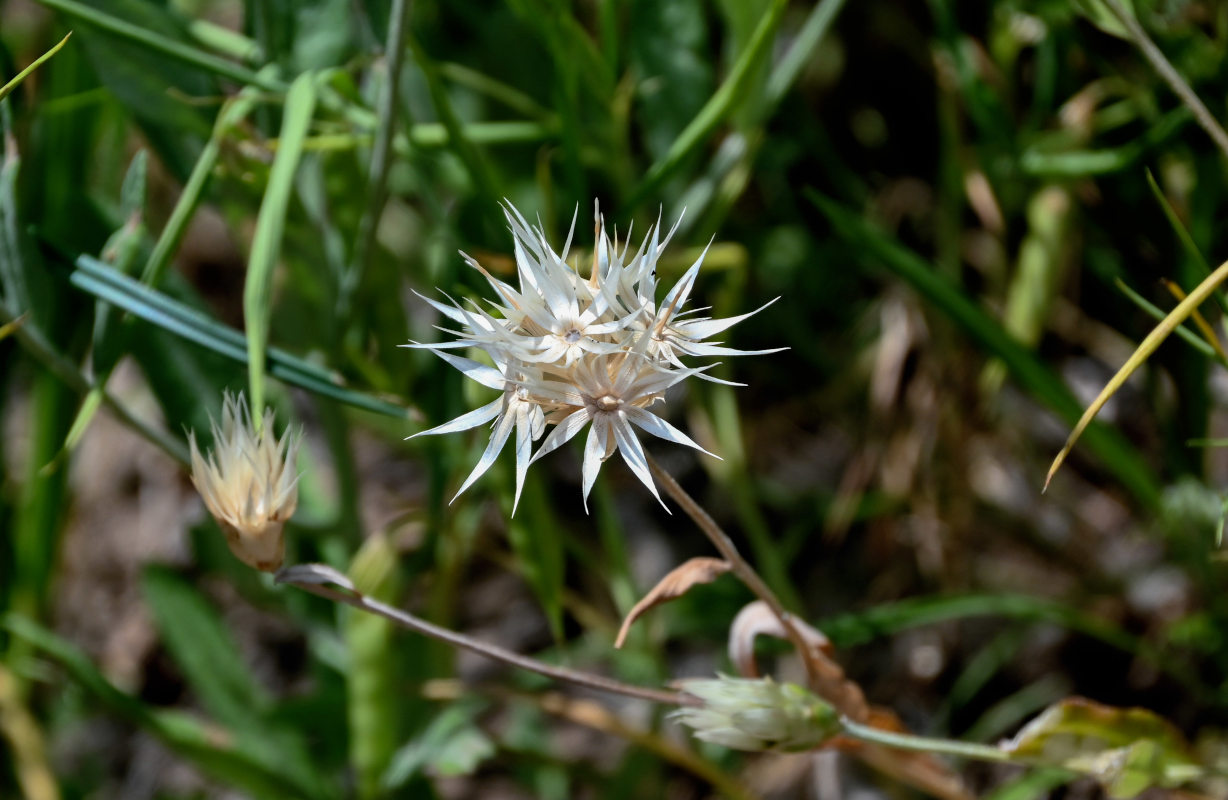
[188,392,301,572]
[672,676,840,752]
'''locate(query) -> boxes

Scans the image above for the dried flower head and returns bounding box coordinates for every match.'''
[188,391,301,571]
[407,201,782,511]
[672,676,839,752]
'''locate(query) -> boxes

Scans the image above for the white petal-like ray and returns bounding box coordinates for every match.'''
[451,409,516,501]
[530,408,590,463]
[409,397,503,438]
[623,406,718,458]
[611,414,667,511]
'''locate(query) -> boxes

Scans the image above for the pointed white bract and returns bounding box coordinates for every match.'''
[406,201,779,511]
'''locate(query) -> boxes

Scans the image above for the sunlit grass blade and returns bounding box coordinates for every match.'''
[808,189,1160,508]
[65,253,412,418]
[245,71,316,417]
[0,32,72,102]
[1045,258,1228,491]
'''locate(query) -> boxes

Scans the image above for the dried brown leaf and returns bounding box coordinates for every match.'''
[615,558,731,648]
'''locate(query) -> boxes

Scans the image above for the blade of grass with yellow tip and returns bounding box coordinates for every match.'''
[1046,258,1228,491]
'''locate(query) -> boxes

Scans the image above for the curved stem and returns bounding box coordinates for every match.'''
[278,567,698,708]
[646,454,825,692]
[840,718,1013,764]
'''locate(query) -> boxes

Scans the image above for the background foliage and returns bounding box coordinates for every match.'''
[3,0,1228,797]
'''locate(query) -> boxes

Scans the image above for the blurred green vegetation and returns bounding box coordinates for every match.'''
[3,0,1228,797]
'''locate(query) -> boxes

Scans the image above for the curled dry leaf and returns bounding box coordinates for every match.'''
[728,601,832,677]
[615,558,731,648]
[726,602,969,798]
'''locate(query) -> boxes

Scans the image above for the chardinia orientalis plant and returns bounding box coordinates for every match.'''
[187,202,1228,800]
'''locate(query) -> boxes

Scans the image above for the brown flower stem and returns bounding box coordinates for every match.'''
[278,568,699,708]
[646,454,823,689]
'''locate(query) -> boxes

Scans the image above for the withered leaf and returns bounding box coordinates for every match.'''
[615,558,731,648]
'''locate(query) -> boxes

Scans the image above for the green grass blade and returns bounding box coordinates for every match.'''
[142,77,269,287]
[34,0,283,91]
[65,254,412,418]
[626,0,787,210]
[763,0,847,110]
[818,593,1200,697]
[341,0,411,321]
[245,71,317,417]
[0,302,190,465]
[808,190,1161,508]
[0,32,72,102]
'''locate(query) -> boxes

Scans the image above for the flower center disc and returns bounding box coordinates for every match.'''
[596,394,620,412]
[564,328,582,343]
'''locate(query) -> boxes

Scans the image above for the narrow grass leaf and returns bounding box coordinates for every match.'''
[1045,258,1228,491]
[818,592,1201,698]
[627,0,787,209]
[0,32,72,102]
[245,71,317,417]
[65,253,412,417]
[1113,278,1219,362]
[34,0,282,91]
[1162,279,1228,362]
[142,79,269,287]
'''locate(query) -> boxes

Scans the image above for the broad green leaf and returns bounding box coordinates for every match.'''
[141,567,328,796]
